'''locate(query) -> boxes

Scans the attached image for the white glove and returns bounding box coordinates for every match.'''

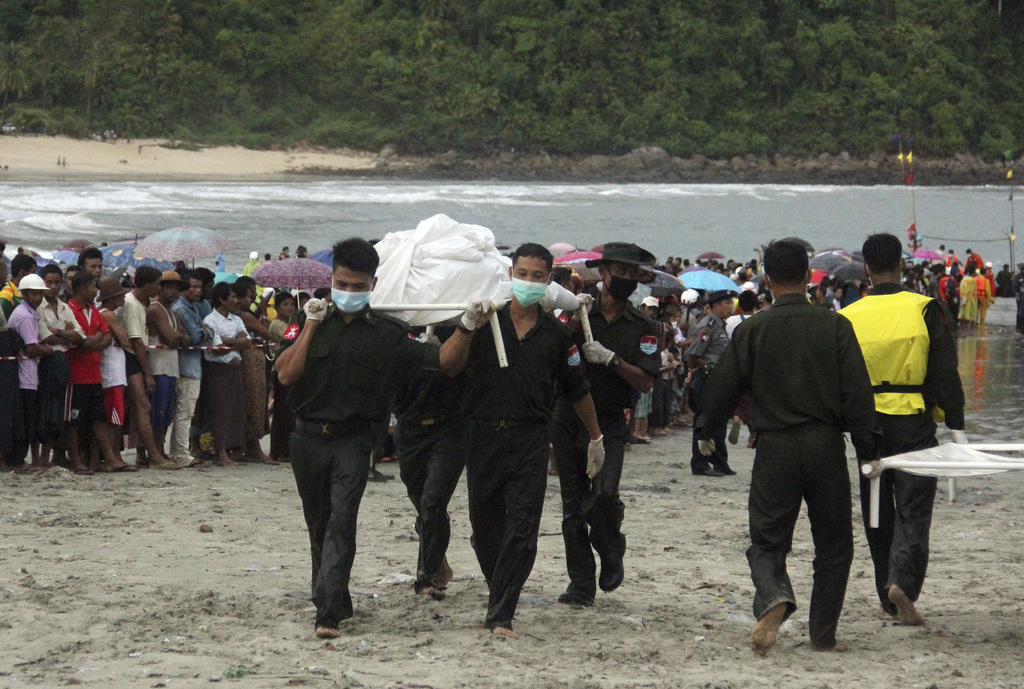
[303,298,328,322]
[418,332,440,346]
[583,341,616,366]
[460,298,494,331]
[698,439,716,457]
[575,293,594,313]
[952,430,968,445]
[862,459,883,479]
[587,436,605,478]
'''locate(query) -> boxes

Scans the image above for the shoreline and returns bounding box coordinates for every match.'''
[1,135,1017,186]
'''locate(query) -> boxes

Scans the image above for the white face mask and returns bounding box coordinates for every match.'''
[331,288,371,313]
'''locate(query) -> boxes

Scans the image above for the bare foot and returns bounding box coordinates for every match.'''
[417,585,446,601]
[888,585,925,626]
[315,626,341,639]
[436,557,454,588]
[750,603,788,656]
[492,626,518,640]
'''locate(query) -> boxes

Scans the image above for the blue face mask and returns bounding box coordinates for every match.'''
[331,288,371,313]
[510,277,548,307]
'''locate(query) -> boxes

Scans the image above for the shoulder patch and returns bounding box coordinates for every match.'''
[567,345,581,367]
[283,324,300,341]
[558,312,570,324]
[699,331,709,343]
[640,335,658,355]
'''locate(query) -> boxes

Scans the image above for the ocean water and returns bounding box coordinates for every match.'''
[1,179,1020,441]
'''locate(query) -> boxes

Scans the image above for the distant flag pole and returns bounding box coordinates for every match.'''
[1007,152,1016,266]
[895,133,919,251]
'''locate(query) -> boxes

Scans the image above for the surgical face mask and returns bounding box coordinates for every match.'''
[510,277,548,307]
[607,274,639,301]
[331,288,370,313]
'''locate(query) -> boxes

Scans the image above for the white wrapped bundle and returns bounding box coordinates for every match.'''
[372,214,512,326]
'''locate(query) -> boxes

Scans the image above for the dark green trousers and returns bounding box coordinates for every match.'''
[747,424,853,649]
[290,427,373,630]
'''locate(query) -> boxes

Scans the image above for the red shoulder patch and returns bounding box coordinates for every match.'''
[567,345,581,367]
[283,324,300,340]
[640,335,658,354]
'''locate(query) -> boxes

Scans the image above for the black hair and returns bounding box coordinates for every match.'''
[762,240,809,286]
[65,264,80,275]
[77,247,103,267]
[177,268,195,283]
[738,290,758,312]
[313,287,330,299]
[134,265,161,288]
[211,281,232,307]
[551,265,573,286]
[511,242,553,271]
[861,233,903,274]
[10,253,37,277]
[194,267,215,286]
[71,269,96,293]
[230,281,250,299]
[40,264,63,279]
[275,291,296,308]
[234,275,256,290]
[332,238,379,276]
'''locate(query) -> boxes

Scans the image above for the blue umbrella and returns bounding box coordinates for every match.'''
[100,243,173,270]
[310,248,333,266]
[680,269,741,293]
[213,271,239,284]
[53,250,80,264]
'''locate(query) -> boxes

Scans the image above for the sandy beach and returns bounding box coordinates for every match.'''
[1,408,1022,688]
[0,135,376,181]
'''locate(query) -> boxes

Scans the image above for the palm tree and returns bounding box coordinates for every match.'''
[0,42,30,125]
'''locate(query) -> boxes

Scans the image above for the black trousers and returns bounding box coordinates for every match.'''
[465,421,548,631]
[9,389,36,465]
[289,427,373,629]
[747,425,852,649]
[1017,296,1024,333]
[551,410,628,598]
[690,370,729,473]
[858,412,938,615]
[395,419,466,591]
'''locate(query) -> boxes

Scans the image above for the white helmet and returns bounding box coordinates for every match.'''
[681,289,700,305]
[742,281,757,292]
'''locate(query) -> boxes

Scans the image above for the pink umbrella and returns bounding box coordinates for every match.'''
[556,251,602,264]
[547,242,576,258]
[912,248,944,261]
[251,258,332,290]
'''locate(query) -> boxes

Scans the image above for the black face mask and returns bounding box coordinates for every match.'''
[607,274,639,301]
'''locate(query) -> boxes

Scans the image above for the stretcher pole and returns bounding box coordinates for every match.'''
[372,303,508,368]
[579,308,594,344]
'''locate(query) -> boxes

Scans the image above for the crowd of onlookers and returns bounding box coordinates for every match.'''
[0,244,319,474]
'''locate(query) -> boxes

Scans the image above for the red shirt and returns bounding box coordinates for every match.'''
[67,299,110,385]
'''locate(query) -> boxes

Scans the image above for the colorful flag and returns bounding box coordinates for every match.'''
[907,151,913,164]
[1008,169,1014,179]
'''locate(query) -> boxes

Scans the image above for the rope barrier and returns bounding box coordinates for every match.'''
[0,341,272,361]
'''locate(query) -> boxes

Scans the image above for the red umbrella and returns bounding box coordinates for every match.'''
[556,251,602,263]
[810,269,829,285]
[251,258,332,290]
[697,251,725,261]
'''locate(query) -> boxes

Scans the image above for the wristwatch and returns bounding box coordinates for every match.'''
[610,354,621,368]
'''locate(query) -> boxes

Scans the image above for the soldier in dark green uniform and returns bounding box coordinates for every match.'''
[551,242,660,606]
[687,289,736,476]
[461,242,605,640]
[275,238,489,640]
[696,239,877,656]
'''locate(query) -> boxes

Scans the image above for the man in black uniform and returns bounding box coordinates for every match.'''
[687,289,736,476]
[551,242,660,606]
[841,232,966,626]
[461,242,605,639]
[392,326,464,600]
[276,238,488,640]
[696,239,877,656]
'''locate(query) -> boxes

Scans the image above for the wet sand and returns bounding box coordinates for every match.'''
[2,418,1022,688]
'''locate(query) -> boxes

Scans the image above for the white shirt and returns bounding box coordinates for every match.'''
[202,309,248,365]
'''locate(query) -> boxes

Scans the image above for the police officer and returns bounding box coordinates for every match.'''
[461,242,605,639]
[275,238,490,640]
[696,239,877,655]
[392,326,464,601]
[551,242,660,607]
[687,289,735,476]
[841,232,966,626]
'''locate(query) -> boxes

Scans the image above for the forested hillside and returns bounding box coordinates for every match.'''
[1,0,1022,159]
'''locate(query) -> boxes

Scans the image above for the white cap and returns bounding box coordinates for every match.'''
[640,296,659,308]
[18,274,46,290]
[986,261,993,267]
[681,289,699,305]
[741,281,756,292]
[249,251,258,260]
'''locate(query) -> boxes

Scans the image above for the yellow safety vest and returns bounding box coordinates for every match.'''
[840,291,931,416]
